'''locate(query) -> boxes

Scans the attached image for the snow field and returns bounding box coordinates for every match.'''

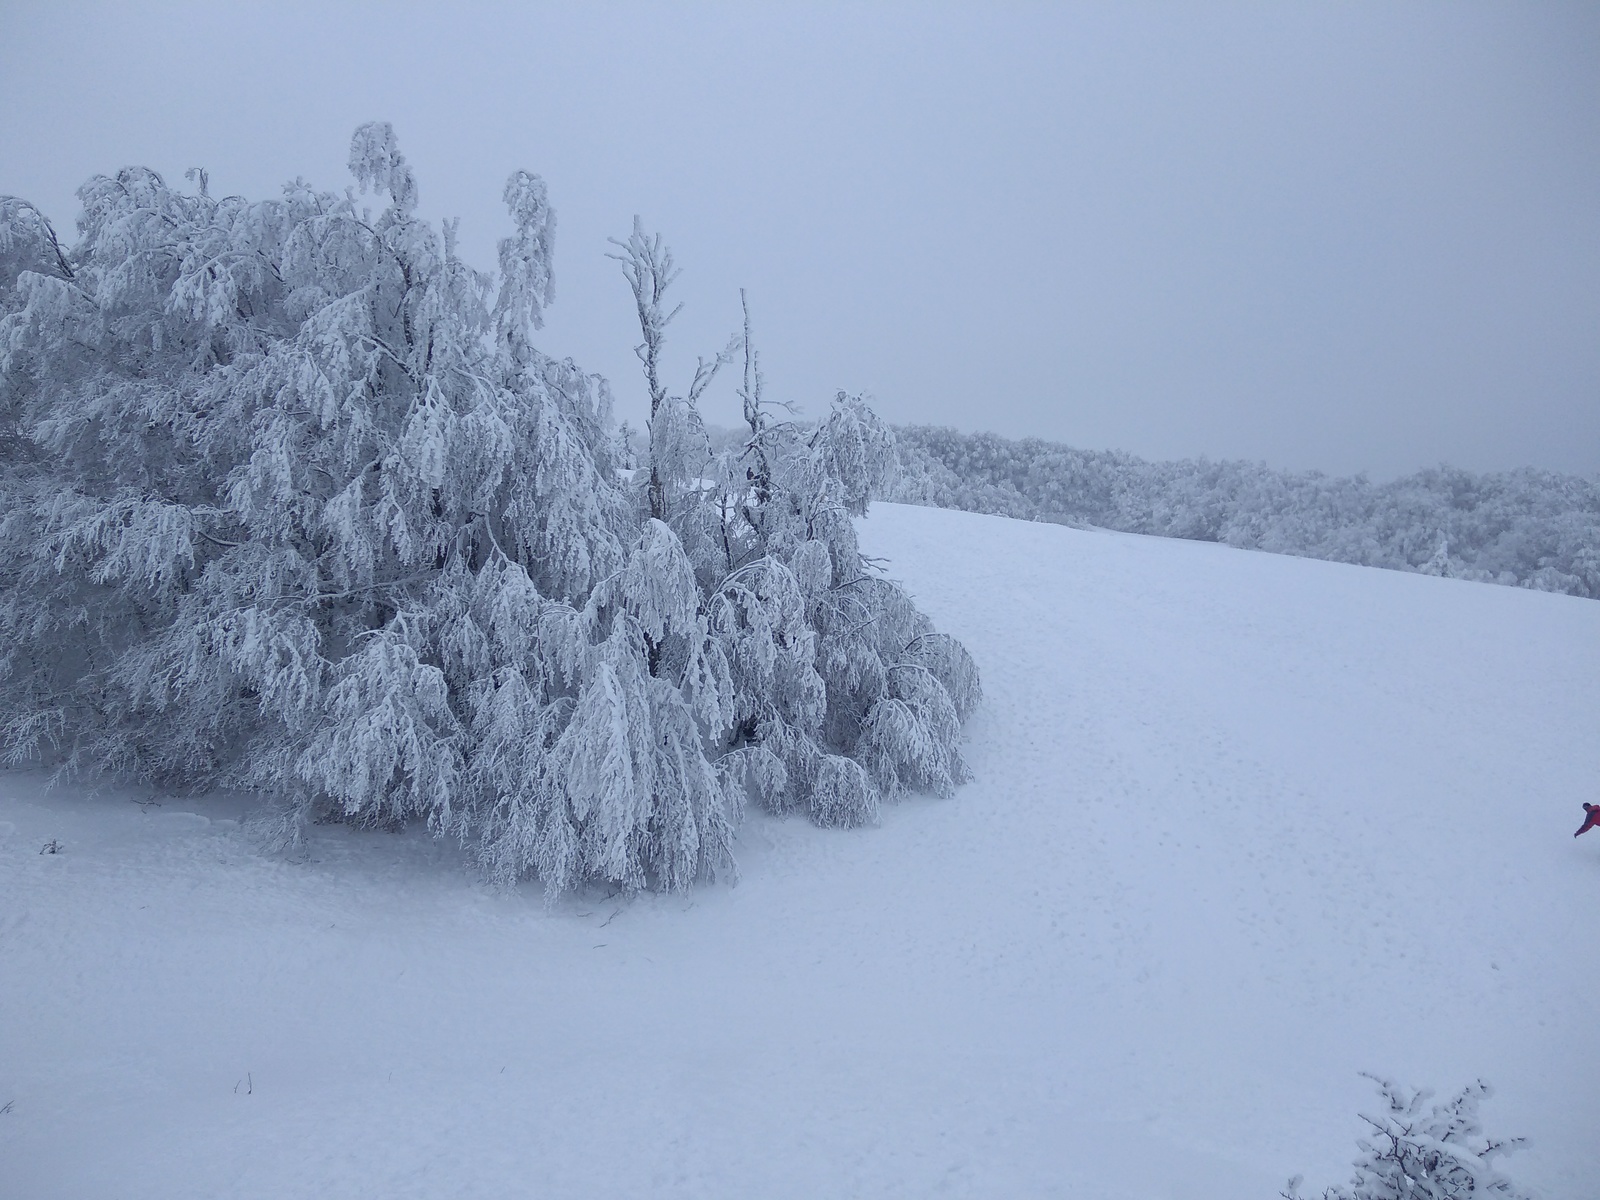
[2,502,1596,1198]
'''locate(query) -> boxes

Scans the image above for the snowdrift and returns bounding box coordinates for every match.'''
[2,502,1595,1198]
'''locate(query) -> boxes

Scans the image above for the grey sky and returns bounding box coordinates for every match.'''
[3,1,1596,478]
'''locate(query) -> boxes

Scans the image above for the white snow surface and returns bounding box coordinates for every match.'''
[2,502,1596,1199]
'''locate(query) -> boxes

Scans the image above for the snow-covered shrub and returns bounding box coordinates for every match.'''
[0,125,977,896]
[1285,1075,1533,1200]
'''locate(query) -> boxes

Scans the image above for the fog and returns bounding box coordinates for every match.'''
[4,1,1595,479]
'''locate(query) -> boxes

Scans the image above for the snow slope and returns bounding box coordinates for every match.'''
[2,502,1596,1199]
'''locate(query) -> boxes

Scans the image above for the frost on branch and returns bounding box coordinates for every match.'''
[0,127,979,896]
[1286,1075,1533,1200]
[347,121,418,215]
[496,170,555,356]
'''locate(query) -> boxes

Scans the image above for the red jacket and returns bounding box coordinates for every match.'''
[1577,803,1600,838]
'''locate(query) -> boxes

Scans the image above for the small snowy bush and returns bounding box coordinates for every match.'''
[1286,1074,1533,1200]
[0,125,977,896]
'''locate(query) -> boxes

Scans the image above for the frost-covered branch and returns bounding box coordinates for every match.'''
[1286,1075,1532,1200]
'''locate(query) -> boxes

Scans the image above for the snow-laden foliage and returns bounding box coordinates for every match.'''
[0,126,977,896]
[892,424,1600,599]
[1286,1076,1532,1200]
[604,238,979,829]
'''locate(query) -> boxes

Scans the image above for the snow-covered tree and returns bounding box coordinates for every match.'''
[605,224,980,830]
[0,124,978,896]
[1285,1075,1533,1200]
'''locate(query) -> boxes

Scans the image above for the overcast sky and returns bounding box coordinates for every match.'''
[3,2,1596,478]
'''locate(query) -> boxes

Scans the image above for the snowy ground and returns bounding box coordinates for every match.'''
[3,502,1596,1199]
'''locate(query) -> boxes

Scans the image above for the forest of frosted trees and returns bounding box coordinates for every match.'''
[0,124,979,895]
[890,425,1600,599]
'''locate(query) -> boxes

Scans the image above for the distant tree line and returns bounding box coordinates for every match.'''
[889,424,1600,599]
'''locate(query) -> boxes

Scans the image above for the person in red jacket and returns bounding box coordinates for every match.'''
[1576,802,1600,838]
